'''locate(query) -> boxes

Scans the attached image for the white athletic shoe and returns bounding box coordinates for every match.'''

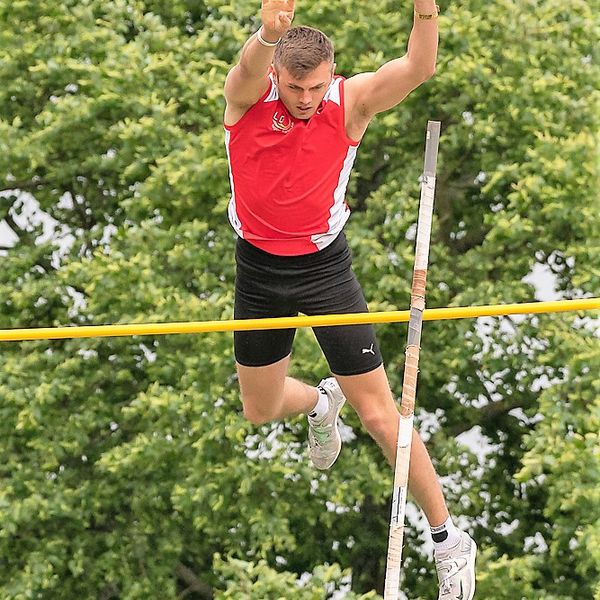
[434,531,477,600]
[307,377,346,470]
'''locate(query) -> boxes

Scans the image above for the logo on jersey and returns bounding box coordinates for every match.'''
[272,110,294,133]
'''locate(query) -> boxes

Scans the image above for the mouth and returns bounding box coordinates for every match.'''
[297,106,312,114]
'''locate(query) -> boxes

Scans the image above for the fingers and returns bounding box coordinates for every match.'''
[260,0,295,37]
[262,0,294,12]
[277,12,294,28]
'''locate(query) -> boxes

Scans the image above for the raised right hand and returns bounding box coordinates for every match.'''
[260,0,295,39]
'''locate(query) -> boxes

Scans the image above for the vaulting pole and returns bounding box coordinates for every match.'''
[384,120,440,599]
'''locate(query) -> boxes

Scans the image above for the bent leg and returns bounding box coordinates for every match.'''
[237,355,318,425]
[335,364,449,527]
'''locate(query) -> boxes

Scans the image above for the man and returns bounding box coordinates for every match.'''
[223,1,476,598]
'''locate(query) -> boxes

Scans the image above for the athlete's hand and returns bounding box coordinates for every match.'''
[260,0,294,39]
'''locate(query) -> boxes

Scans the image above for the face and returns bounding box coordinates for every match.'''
[274,61,335,120]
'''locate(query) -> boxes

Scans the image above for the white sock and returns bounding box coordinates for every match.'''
[308,387,329,420]
[431,516,461,551]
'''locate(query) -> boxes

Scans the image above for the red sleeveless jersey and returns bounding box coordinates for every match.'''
[224,75,360,256]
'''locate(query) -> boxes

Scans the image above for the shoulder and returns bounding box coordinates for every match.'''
[224,74,275,128]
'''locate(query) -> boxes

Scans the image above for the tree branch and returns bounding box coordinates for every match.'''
[1,181,46,193]
[446,396,526,438]
[176,563,214,599]
[98,583,119,600]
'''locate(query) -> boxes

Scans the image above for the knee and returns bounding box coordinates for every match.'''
[242,403,273,425]
[358,403,399,439]
[240,392,281,425]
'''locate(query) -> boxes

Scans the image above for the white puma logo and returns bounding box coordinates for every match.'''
[362,344,375,355]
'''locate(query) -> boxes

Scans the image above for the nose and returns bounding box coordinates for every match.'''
[300,90,311,105]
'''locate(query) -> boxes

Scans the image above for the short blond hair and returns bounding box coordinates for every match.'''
[273,26,334,79]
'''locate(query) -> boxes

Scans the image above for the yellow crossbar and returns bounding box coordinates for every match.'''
[0,298,598,342]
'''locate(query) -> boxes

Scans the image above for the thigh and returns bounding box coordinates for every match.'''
[234,239,297,367]
[236,354,290,407]
[334,364,399,465]
[234,280,296,368]
[334,364,397,417]
[303,256,383,376]
[314,322,382,376]
[234,329,296,367]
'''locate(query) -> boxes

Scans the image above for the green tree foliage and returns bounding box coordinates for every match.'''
[0,0,598,598]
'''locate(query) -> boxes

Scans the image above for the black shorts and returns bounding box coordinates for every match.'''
[234,233,383,376]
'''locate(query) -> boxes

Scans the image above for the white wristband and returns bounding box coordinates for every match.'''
[256,26,280,47]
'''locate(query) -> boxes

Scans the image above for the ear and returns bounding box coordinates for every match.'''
[331,62,337,77]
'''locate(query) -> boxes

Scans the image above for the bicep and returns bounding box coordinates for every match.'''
[224,64,271,111]
[347,57,430,118]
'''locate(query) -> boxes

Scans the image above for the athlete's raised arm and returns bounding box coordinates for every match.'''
[345,0,439,121]
[224,0,295,124]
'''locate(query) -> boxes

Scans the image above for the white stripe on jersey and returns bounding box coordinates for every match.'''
[224,129,243,237]
[311,144,357,250]
[264,74,279,103]
[322,77,342,106]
